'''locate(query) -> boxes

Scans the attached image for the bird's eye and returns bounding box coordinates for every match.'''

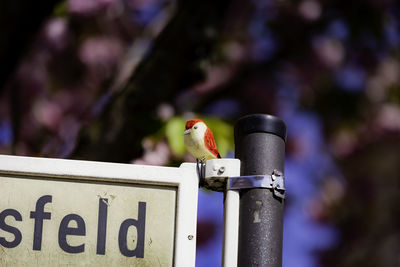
[194,126,198,129]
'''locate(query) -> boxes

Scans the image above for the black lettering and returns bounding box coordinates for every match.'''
[96,198,108,255]
[118,202,146,258]
[58,214,86,253]
[0,209,22,248]
[30,195,52,250]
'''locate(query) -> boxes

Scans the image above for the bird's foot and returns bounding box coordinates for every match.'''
[196,159,206,186]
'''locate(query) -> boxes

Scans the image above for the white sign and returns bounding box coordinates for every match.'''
[0,155,198,266]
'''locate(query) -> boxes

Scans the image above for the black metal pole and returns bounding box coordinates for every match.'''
[234,114,286,267]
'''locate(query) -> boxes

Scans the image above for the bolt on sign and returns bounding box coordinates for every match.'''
[0,155,198,266]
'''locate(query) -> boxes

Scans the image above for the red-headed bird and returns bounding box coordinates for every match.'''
[184,119,221,162]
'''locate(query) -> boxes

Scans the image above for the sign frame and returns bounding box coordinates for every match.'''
[0,154,199,266]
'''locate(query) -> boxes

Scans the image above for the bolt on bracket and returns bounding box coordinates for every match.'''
[202,159,241,192]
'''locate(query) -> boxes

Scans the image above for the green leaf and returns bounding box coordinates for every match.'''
[165,117,186,156]
[53,1,68,17]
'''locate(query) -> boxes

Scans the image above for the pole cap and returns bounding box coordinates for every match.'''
[234,114,287,142]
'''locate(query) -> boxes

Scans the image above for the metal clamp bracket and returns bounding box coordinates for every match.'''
[227,170,285,199]
[202,159,285,199]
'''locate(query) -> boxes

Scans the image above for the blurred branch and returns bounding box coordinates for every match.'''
[319,138,400,267]
[9,83,20,153]
[0,0,61,93]
[70,0,231,162]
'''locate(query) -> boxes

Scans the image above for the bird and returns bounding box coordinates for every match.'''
[183,119,221,162]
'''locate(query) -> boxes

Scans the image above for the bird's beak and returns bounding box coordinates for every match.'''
[183,129,191,135]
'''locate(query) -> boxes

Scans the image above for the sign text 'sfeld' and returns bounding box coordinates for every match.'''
[1,176,176,266]
[0,155,198,266]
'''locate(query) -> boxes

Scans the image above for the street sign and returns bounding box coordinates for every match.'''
[0,155,199,266]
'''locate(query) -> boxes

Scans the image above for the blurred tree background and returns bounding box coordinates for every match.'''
[1,0,400,266]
